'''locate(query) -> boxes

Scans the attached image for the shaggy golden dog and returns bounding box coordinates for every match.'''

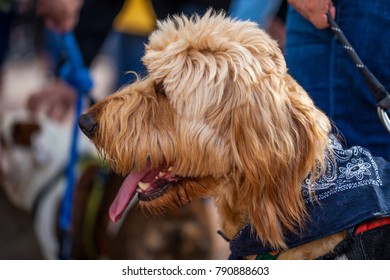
[78,12,390,259]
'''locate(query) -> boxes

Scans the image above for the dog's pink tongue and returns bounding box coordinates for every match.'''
[109,169,149,223]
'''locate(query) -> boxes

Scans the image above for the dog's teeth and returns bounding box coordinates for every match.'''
[168,167,173,172]
[137,182,150,191]
[159,172,166,178]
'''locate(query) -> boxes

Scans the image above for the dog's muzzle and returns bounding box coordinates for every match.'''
[78,113,97,139]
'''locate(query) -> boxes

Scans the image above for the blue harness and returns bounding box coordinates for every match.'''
[228,136,390,259]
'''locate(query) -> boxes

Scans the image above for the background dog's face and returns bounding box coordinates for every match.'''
[0,110,71,209]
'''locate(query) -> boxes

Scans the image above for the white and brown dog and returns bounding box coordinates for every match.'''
[0,109,87,259]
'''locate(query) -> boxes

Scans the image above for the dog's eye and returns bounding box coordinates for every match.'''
[155,82,166,96]
[12,122,40,147]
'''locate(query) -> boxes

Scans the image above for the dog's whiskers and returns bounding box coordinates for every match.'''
[175,184,184,207]
[182,183,191,203]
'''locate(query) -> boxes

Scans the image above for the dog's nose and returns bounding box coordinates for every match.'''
[78,113,97,139]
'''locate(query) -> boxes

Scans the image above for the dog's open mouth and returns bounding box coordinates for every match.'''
[109,163,179,223]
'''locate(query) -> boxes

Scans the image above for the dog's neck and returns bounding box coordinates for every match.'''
[2,150,68,211]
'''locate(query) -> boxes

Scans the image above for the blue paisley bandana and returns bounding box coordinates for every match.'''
[228,135,390,259]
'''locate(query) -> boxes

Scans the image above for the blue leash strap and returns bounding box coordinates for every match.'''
[56,32,93,259]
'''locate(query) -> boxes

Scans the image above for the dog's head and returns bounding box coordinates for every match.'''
[0,109,71,209]
[79,12,331,248]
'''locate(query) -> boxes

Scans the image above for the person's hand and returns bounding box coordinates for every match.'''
[288,0,336,29]
[36,0,83,33]
[27,79,76,122]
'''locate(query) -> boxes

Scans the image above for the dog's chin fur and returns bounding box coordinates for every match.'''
[87,11,335,258]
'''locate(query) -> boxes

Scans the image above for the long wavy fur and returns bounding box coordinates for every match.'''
[89,11,332,251]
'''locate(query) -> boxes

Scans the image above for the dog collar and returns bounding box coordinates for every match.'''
[227,135,390,260]
[255,251,280,260]
[32,169,66,219]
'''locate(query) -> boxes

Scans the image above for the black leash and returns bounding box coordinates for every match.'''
[326,13,390,134]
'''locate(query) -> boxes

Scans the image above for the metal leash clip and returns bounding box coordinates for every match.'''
[326,13,390,134]
[378,106,390,133]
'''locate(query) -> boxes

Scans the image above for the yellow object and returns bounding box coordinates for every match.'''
[114,0,157,36]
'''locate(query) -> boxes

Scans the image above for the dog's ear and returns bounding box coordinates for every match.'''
[229,72,331,249]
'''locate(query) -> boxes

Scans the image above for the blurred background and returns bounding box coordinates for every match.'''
[0,0,287,260]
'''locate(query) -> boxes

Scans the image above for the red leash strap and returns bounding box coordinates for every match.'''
[355,217,390,234]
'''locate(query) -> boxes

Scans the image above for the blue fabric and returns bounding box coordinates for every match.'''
[285,0,390,160]
[228,136,390,259]
[102,31,148,89]
[228,0,282,27]
[0,11,14,64]
[56,32,93,259]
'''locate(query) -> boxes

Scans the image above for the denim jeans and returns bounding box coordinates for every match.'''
[285,0,390,160]
[229,0,282,27]
[107,31,148,89]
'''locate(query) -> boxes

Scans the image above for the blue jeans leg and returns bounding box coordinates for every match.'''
[285,0,390,160]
